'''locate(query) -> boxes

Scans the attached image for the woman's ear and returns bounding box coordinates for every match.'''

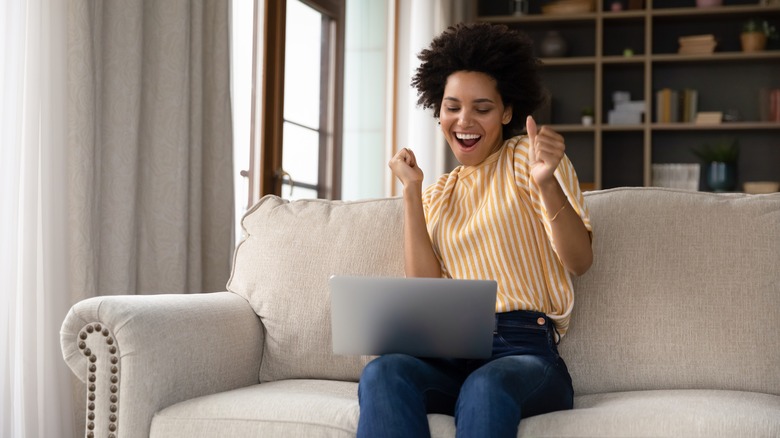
[502,106,513,125]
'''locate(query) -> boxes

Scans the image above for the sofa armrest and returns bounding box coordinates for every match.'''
[60,291,264,438]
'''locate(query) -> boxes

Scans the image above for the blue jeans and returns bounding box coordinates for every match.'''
[356,310,573,438]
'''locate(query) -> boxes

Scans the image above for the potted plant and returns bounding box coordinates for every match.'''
[581,107,594,126]
[741,18,779,52]
[691,139,739,191]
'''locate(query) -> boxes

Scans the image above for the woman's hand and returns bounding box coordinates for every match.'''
[526,116,592,275]
[388,148,441,278]
[526,116,565,186]
[389,148,424,187]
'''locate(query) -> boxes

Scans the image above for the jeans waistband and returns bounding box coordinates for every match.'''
[494,310,560,344]
[495,309,547,323]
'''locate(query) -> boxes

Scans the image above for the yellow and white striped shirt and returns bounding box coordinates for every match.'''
[422,135,592,335]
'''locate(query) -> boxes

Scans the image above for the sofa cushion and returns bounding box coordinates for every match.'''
[152,383,780,438]
[518,390,780,437]
[150,380,361,437]
[563,188,780,396]
[149,380,484,438]
[227,196,404,382]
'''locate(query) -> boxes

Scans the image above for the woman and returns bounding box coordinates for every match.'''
[357,22,593,437]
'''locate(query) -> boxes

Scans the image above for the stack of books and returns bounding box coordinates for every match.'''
[678,34,717,55]
[655,88,698,123]
[694,112,723,125]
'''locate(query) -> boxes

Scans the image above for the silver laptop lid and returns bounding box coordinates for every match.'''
[329,275,497,359]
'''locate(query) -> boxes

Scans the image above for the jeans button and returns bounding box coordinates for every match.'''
[537,317,546,326]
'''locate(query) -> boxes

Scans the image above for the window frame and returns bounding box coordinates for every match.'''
[251,0,345,202]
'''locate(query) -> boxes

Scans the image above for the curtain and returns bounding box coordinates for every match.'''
[1,0,75,436]
[68,0,234,304]
[394,0,469,191]
[67,0,233,434]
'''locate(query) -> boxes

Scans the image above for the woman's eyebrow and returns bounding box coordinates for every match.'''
[443,97,495,104]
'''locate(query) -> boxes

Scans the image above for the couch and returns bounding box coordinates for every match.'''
[61,187,780,437]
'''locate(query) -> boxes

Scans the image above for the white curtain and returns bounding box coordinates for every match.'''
[1,0,234,435]
[1,0,75,437]
[394,0,469,192]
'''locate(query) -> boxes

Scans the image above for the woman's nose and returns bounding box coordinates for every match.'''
[458,111,472,127]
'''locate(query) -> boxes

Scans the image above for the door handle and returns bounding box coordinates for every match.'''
[275,168,295,198]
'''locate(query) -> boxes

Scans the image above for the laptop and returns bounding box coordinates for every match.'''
[329,275,497,359]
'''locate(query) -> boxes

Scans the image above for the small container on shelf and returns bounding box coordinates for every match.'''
[695,0,722,8]
[744,181,780,194]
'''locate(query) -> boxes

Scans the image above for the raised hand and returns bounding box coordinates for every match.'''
[526,115,565,185]
[389,147,424,188]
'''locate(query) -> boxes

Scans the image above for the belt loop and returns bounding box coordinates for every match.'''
[551,320,561,345]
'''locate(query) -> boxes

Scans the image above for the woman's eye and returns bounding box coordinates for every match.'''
[445,107,460,112]
[476,109,490,114]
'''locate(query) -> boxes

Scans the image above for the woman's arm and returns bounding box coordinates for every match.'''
[526,116,593,276]
[388,148,442,278]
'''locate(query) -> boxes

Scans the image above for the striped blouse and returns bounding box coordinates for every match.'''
[421,135,592,335]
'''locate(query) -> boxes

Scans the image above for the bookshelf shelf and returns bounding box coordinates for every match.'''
[652,51,780,63]
[602,124,645,132]
[650,4,780,17]
[473,0,780,190]
[602,56,647,64]
[603,11,647,19]
[545,124,599,133]
[652,122,780,131]
[541,57,599,66]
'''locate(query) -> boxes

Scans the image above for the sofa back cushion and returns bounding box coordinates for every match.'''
[562,187,780,396]
[227,195,404,382]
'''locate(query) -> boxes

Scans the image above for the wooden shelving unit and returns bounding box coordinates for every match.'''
[473,0,780,190]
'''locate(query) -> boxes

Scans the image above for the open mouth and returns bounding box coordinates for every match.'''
[455,133,481,149]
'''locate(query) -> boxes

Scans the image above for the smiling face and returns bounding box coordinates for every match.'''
[440,71,512,166]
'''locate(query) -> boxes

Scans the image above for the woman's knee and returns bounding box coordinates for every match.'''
[360,354,419,390]
[458,355,558,404]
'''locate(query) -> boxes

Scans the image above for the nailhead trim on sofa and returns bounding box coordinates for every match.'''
[78,323,120,438]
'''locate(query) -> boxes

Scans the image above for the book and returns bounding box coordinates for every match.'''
[678,34,717,55]
[656,88,698,123]
[680,89,698,123]
[656,88,677,123]
[695,111,723,125]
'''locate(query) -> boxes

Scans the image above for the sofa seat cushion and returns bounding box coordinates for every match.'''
[518,389,780,437]
[150,379,462,438]
[153,382,779,437]
[150,380,361,438]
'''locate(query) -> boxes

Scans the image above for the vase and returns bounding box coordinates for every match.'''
[706,161,736,192]
[540,31,568,58]
[741,32,767,52]
[511,0,529,15]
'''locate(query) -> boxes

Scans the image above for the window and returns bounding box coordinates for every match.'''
[253,0,345,202]
[233,0,394,222]
[281,0,338,200]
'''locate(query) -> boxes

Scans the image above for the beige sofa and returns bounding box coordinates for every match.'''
[61,187,780,437]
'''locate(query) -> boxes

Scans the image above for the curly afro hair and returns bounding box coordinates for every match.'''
[411,22,545,139]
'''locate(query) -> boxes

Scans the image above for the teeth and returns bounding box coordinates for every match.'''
[456,133,480,140]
